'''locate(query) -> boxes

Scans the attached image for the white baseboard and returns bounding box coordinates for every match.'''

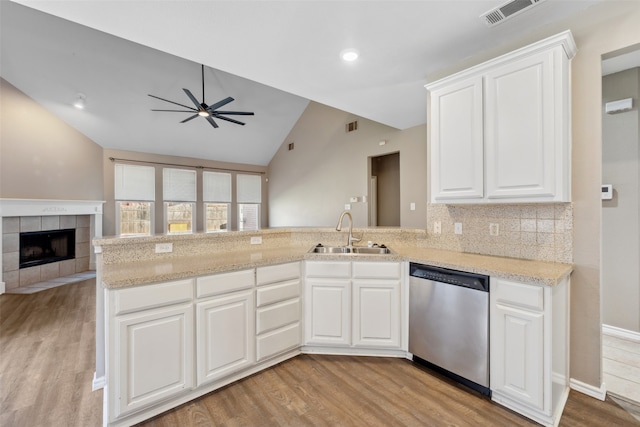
[92,372,106,391]
[570,378,606,401]
[603,324,640,343]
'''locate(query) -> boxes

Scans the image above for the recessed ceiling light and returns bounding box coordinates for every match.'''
[73,93,86,109]
[340,49,359,62]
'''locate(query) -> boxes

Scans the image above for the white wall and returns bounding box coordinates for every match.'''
[602,67,640,333]
[268,102,427,228]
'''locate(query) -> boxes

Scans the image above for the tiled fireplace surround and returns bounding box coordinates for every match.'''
[0,199,103,294]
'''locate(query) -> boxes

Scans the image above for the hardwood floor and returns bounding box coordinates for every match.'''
[0,278,102,426]
[1,278,639,426]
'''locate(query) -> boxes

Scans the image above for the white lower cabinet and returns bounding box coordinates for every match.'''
[491,300,544,409]
[490,276,570,427]
[305,278,351,345]
[304,261,402,350]
[110,279,194,420]
[255,262,302,361]
[352,279,400,348]
[196,290,254,386]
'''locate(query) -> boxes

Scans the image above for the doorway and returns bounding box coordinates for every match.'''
[601,45,640,405]
[369,152,400,227]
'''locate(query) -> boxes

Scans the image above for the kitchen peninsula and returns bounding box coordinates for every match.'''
[94,227,572,427]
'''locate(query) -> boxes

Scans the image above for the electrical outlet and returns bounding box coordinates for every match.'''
[410,202,416,211]
[490,223,500,236]
[454,223,463,235]
[250,236,262,245]
[434,221,441,234]
[155,243,173,253]
[344,204,351,210]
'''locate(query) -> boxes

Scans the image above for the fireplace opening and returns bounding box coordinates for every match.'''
[19,229,76,269]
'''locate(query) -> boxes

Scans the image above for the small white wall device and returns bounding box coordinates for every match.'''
[601,184,613,200]
[605,98,633,114]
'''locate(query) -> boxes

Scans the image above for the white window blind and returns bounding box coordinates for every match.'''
[163,168,196,202]
[203,171,232,203]
[114,164,155,201]
[237,174,262,203]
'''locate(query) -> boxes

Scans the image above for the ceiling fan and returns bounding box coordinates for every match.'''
[148,64,254,128]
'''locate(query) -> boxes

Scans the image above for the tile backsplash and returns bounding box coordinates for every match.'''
[426,203,572,264]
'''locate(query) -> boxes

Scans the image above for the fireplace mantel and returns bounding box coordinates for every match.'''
[0,198,104,217]
[0,198,105,294]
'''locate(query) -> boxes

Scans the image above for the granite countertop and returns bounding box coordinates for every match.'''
[100,244,573,289]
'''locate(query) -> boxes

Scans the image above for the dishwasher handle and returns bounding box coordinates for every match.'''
[409,263,489,292]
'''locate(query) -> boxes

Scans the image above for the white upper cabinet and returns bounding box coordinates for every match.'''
[426,31,576,204]
[430,75,485,201]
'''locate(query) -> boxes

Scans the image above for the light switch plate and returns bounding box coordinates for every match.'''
[250,236,262,245]
[489,223,499,236]
[344,204,351,210]
[410,202,416,211]
[434,221,441,235]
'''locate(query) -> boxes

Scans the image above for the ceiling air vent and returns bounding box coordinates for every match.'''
[481,0,546,27]
[346,120,358,133]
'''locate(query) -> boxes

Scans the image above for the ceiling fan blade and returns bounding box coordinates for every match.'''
[183,88,203,109]
[215,111,255,116]
[206,116,219,128]
[148,94,196,111]
[180,114,200,123]
[207,96,234,111]
[151,109,196,112]
[214,114,246,126]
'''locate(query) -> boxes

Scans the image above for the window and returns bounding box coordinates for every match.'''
[114,164,155,236]
[237,174,261,231]
[203,171,231,232]
[163,168,196,234]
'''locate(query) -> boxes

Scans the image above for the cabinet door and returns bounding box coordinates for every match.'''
[196,290,254,386]
[491,302,544,410]
[429,75,484,202]
[305,279,351,346]
[484,49,559,201]
[352,280,400,348]
[115,303,193,417]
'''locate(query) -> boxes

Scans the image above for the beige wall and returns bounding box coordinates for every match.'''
[427,0,640,388]
[102,149,267,236]
[268,102,427,228]
[0,78,103,201]
[602,67,640,333]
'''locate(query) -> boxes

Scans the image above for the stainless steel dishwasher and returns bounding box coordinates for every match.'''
[408,262,491,396]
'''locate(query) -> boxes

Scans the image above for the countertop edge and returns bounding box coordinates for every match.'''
[100,246,573,289]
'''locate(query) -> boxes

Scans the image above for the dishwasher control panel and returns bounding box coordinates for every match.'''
[409,263,489,292]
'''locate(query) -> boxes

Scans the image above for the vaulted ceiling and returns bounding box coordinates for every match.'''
[2,0,606,166]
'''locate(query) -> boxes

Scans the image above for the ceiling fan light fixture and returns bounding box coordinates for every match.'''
[73,93,86,109]
[340,48,359,62]
[198,110,210,117]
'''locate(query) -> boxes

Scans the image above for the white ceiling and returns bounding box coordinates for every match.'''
[2,0,606,166]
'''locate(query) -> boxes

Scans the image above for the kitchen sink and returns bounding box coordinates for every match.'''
[309,245,391,255]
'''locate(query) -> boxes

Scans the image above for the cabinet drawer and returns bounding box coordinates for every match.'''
[492,278,544,312]
[352,262,401,279]
[197,269,254,299]
[114,279,193,315]
[256,298,300,334]
[305,261,351,278]
[256,322,301,362]
[256,280,300,307]
[256,262,300,286]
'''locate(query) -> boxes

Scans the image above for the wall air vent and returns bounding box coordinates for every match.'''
[481,0,546,27]
[346,120,358,133]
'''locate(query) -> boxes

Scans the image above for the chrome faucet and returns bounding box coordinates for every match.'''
[336,210,361,248]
